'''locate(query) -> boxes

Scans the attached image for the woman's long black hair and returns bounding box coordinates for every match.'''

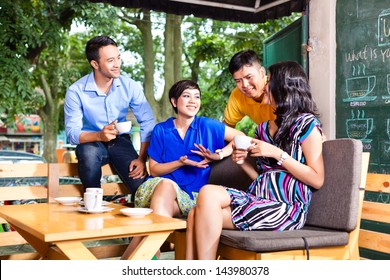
[267,61,320,152]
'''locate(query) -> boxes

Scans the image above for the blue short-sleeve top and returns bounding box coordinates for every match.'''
[147,116,226,197]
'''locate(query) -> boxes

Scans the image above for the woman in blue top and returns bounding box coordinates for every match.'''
[135,79,243,215]
[128,80,243,257]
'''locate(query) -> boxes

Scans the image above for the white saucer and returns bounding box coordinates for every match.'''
[55,197,82,205]
[77,206,114,214]
[120,208,153,218]
[79,201,111,206]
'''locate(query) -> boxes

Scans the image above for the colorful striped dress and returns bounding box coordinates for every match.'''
[227,113,322,231]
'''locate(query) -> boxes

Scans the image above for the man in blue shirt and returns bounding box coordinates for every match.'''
[64,36,155,195]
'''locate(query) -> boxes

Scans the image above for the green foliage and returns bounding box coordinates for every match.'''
[0,0,301,156]
[0,0,122,125]
[0,51,43,123]
[235,116,257,136]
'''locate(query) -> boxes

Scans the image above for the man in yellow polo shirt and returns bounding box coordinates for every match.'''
[223,50,275,127]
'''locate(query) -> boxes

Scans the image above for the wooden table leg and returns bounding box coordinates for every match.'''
[55,241,97,260]
[10,224,50,258]
[121,232,171,260]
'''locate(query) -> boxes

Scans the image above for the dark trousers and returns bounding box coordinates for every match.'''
[75,134,145,195]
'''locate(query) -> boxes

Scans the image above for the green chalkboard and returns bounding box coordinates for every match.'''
[336,0,390,174]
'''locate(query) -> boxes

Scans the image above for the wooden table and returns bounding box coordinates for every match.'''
[0,203,186,260]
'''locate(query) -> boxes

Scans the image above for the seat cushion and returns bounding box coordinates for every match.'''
[306,139,362,231]
[219,226,349,252]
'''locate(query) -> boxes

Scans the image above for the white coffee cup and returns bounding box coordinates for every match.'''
[234,135,254,150]
[85,188,103,194]
[84,191,103,211]
[234,135,254,164]
[115,121,132,134]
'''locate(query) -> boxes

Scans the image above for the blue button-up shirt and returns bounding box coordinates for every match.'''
[64,72,155,145]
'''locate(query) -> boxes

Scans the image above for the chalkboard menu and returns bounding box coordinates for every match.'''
[336,0,390,174]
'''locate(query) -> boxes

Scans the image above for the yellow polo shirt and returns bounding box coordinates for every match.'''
[223,87,275,126]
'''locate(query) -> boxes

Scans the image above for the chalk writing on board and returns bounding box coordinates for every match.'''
[344,45,390,64]
[378,9,390,46]
[343,9,390,102]
[337,1,390,174]
[350,101,367,107]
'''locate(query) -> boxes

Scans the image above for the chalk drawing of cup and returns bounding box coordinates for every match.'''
[345,75,376,99]
[387,119,390,141]
[346,118,373,140]
[382,142,390,161]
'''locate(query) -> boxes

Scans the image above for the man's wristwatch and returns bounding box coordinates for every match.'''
[215,149,224,160]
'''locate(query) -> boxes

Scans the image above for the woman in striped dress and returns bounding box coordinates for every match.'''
[186,61,325,259]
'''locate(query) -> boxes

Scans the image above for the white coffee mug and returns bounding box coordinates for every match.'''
[234,135,254,150]
[83,192,103,211]
[115,121,132,134]
[85,188,103,194]
[234,135,254,165]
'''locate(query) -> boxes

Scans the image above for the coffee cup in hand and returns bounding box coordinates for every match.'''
[115,121,132,134]
[234,135,254,164]
[234,135,254,150]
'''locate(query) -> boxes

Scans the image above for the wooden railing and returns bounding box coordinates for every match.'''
[359,173,390,259]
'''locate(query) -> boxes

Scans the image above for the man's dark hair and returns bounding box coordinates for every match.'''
[228,50,262,74]
[85,36,117,63]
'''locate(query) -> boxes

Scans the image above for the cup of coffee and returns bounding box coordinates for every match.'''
[84,190,103,211]
[234,135,254,164]
[234,135,254,150]
[115,121,132,134]
[85,188,103,194]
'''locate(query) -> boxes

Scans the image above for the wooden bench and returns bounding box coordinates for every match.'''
[0,162,131,260]
[0,163,48,260]
[359,173,390,259]
[47,163,129,203]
